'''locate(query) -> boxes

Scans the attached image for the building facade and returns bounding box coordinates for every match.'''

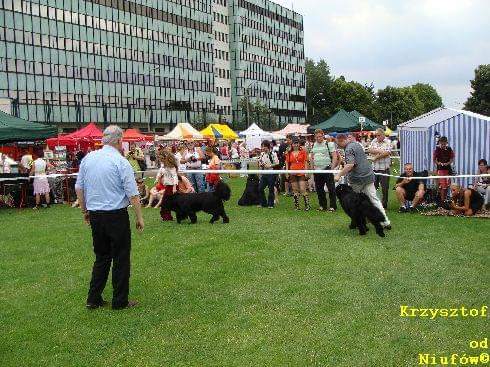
[0,0,305,132]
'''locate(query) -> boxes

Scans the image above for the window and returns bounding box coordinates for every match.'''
[31,3,39,16]
[2,27,15,43]
[48,7,55,19]
[64,10,71,23]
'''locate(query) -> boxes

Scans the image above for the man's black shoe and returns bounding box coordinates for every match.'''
[408,206,418,213]
[86,300,108,310]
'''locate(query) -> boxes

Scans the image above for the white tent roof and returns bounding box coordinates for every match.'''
[399,108,490,129]
[274,123,310,136]
[160,123,203,140]
[239,123,272,138]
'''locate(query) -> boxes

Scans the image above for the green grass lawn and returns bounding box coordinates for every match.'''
[0,177,488,367]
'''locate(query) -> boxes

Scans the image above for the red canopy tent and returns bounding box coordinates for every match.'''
[66,122,102,141]
[46,122,103,150]
[123,128,153,142]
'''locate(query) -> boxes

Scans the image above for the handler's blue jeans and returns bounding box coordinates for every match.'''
[187,172,205,193]
[259,174,277,208]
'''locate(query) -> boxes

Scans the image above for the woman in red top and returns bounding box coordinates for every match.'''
[285,136,311,210]
[205,146,221,192]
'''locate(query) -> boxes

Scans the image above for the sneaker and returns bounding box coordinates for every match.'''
[408,206,418,213]
[305,206,311,211]
[316,207,325,212]
[33,205,40,210]
[398,207,407,213]
[268,206,274,209]
[328,208,336,212]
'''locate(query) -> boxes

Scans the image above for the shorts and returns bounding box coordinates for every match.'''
[404,189,417,202]
[437,170,450,189]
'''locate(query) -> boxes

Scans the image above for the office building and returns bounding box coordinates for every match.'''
[0,0,305,131]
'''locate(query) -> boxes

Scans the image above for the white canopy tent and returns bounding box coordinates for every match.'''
[239,123,273,150]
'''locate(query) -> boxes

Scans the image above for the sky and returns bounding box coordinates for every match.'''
[273,0,490,108]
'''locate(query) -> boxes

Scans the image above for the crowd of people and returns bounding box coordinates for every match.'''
[1,126,488,218]
[127,127,488,222]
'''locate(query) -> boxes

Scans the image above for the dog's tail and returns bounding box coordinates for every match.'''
[214,181,231,201]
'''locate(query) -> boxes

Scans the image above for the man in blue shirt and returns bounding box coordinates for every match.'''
[75,125,144,310]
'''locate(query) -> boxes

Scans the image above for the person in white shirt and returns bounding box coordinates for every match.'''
[0,153,11,173]
[184,142,205,192]
[230,143,239,160]
[239,142,249,177]
[31,152,52,209]
[258,140,279,208]
[174,144,188,173]
[158,151,178,221]
[368,128,392,209]
[19,150,33,173]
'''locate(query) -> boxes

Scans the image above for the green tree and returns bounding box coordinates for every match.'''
[411,83,443,113]
[330,76,377,119]
[305,58,335,124]
[464,64,490,116]
[375,86,424,128]
[238,97,278,131]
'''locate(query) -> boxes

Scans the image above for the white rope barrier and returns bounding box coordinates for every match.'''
[2,170,488,182]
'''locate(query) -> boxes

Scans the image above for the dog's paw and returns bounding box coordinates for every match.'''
[349,223,357,230]
[377,231,386,237]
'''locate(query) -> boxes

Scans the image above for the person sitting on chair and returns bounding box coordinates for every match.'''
[394,163,426,213]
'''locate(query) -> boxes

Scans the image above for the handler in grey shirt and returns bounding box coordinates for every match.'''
[334,134,391,228]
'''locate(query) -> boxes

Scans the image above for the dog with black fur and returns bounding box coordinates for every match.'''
[335,184,386,237]
[163,181,231,224]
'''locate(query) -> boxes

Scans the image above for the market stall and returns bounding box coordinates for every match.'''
[161,123,203,140]
[0,110,57,143]
[274,123,309,136]
[239,123,272,150]
[200,124,239,140]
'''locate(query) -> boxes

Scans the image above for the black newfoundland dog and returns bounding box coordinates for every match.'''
[335,184,386,237]
[237,174,261,206]
[163,181,231,224]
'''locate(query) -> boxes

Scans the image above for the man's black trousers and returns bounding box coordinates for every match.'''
[87,208,131,309]
[313,171,337,210]
[374,169,390,209]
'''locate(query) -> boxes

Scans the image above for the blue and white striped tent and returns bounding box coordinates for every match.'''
[399,108,490,187]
